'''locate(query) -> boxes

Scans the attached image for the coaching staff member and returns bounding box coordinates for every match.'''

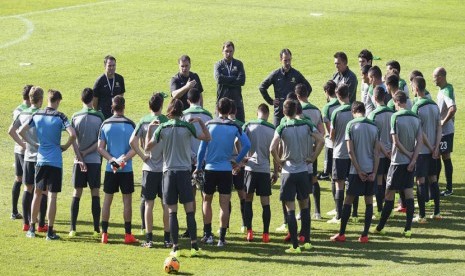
[171,55,204,110]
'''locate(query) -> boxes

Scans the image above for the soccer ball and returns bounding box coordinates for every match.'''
[164,256,180,274]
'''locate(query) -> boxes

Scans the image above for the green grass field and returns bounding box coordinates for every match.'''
[1,0,464,275]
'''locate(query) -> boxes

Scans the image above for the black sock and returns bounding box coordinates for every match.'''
[335,190,344,219]
[424,178,430,202]
[444,159,453,191]
[399,191,406,208]
[436,158,442,180]
[363,204,373,236]
[228,201,232,228]
[377,200,394,231]
[331,180,336,206]
[220,228,227,242]
[124,221,132,234]
[376,184,384,213]
[417,184,426,218]
[140,198,145,229]
[312,182,321,214]
[164,231,170,242]
[39,195,47,227]
[12,181,22,214]
[169,212,179,244]
[340,204,351,235]
[282,201,288,224]
[352,196,359,217]
[22,191,32,225]
[262,205,271,234]
[30,223,36,232]
[300,208,310,242]
[430,182,440,214]
[204,223,212,237]
[191,242,199,251]
[186,212,197,242]
[244,201,253,230]
[146,232,153,242]
[405,198,414,231]
[91,196,101,232]
[70,197,80,231]
[240,199,245,226]
[47,225,54,236]
[102,221,109,233]
[287,210,298,249]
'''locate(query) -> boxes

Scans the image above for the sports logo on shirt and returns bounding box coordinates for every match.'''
[115,82,121,88]
[291,77,296,83]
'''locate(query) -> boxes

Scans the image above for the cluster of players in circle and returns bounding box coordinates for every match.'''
[8,42,456,256]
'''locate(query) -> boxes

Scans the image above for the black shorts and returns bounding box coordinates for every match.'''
[142,171,163,201]
[15,153,24,177]
[245,171,271,196]
[232,168,245,190]
[204,170,233,195]
[377,157,390,175]
[280,172,310,201]
[35,165,62,193]
[332,158,351,180]
[23,161,36,185]
[163,170,194,205]
[386,164,414,191]
[103,171,134,194]
[415,154,437,178]
[72,163,101,189]
[347,174,375,196]
[439,133,454,154]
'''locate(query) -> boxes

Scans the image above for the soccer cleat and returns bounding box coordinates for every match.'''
[46,233,60,241]
[358,235,369,243]
[246,230,254,242]
[10,213,23,220]
[26,230,35,238]
[164,240,173,248]
[22,224,30,232]
[141,241,153,248]
[92,231,101,238]
[285,246,302,254]
[262,233,270,243]
[170,249,180,257]
[395,205,406,213]
[313,213,322,220]
[298,235,305,244]
[370,227,386,235]
[68,231,77,238]
[430,213,443,220]
[101,233,108,244]
[240,226,246,234]
[124,234,139,244]
[190,248,205,257]
[326,217,341,224]
[330,233,346,242]
[351,216,359,223]
[317,172,330,180]
[275,223,288,232]
[284,232,291,242]
[217,240,226,247]
[440,190,453,197]
[37,224,48,233]
[301,242,312,250]
[326,209,337,216]
[201,234,214,244]
[180,230,190,238]
[413,216,427,224]
[402,230,412,238]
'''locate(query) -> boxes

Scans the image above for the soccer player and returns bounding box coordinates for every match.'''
[433,67,456,197]
[243,104,278,242]
[386,60,409,94]
[19,89,77,240]
[259,48,312,126]
[69,88,105,238]
[8,84,32,220]
[409,70,431,104]
[373,91,422,237]
[360,65,375,115]
[270,100,323,253]
[327,84,353,224]
[331,101,379,243]
[367,66,389,107]
[145,98,211,257]
[93,55,125,119]
[214,41,246,122]
[295,83,325,219]
[411,77,442,222]
[130,92,170,248]
[98,95,138,244]
[367,86,394,215]
[195,98,251,247]
[332,52,358,103]
[170,55,204,110]
[358,49,373,68]
[386,72,412,110]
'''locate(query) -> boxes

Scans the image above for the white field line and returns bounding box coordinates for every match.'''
[0,16,34,49]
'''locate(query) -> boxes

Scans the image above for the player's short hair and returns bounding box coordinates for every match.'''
[229,99,237,115]
[217,97,232,115]
[385,73,400,90]
[222,41,235,50]
[336,83,349,99]
[412,76,426,92]
[149,93,164,113]
[178,55,191,64]
[29,86,44,105]
[48,89,62,103]
[280,48,292,59]
[351,101,365,115]
[187,88,200,104]
[81,88,94,104]
[112,95,125,112]
[373,85,386,102]
[257,103,269,115]
[368,66,382,79]
[167,98,183,118]
[334,52,348,64]
[358,49,373,62]
[22,85,34,101]
[436,67,447,77]
[295,83,309,97]
[386,60,401,72]
[324,80,337,97]
[286,92,298,101]
[393,91,407,104]
[283,100,297,117]
[409,70,423,81]
[296,101,303,115]
[361,64,372,75]
[104,55,116,65]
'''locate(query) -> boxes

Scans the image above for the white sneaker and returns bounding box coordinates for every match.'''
[240,226,246,233]
[201,234,214,244]
[313,213,322,220]
[326,216,341,224]
[275,224,288,232]
[217,240,226,247]
[326,209,337,216]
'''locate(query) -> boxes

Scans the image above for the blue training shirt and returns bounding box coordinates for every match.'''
[99,115,136,172]
[28,107,71,168]
[197,117,250,171]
